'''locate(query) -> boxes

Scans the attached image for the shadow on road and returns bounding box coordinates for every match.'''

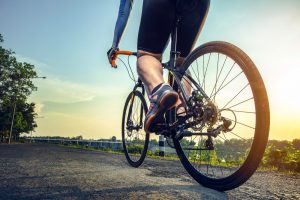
[0,184,228,200]
[0,144,230,199]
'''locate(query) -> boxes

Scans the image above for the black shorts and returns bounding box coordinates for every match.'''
[137,0,210,57]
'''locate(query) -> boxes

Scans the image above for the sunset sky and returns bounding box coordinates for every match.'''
[0,0,299,140]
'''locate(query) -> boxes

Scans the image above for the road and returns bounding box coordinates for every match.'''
[0,144,299,200]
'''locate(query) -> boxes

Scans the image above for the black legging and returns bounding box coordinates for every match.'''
[137,0,210,57]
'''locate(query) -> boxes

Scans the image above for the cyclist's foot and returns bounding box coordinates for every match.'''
[144,83,179,133]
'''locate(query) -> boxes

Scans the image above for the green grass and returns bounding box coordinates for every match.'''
[42,142,300,175]
[58,143,180,161]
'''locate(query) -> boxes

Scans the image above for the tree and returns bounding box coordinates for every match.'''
[0,100,37,140]
[0,34,38,142]
[72,135,83,140]
[292,139,300,150]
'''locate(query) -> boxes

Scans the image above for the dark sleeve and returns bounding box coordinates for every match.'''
[112,0,134,48]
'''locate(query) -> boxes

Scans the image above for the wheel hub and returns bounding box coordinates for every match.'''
[203,102,219,127]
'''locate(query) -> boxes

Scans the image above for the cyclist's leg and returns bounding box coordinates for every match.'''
[176,0,210,58]
[137,51,163,94]
[175,0,210,112]
[137,0,179,132]
[137,0,176,94]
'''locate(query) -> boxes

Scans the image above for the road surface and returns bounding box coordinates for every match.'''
[0,144,299,199]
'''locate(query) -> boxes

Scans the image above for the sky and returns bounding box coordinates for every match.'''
[0,0,299,140]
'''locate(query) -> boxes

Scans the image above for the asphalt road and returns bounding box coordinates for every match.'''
[0,144,299,200]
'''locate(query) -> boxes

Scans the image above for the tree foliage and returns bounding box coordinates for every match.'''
[0,34,38,142]
[262,140,300,172]
[169,137,300,172]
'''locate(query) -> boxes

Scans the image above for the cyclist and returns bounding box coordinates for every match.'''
[107,0,210,133]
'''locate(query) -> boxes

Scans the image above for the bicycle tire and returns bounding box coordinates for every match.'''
[173,41,270,191]
[122,90,149,167]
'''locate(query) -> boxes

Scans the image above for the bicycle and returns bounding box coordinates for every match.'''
[111,17,270,191]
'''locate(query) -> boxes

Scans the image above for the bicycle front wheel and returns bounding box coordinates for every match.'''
[122,90,149,167]
[173,41,270,191]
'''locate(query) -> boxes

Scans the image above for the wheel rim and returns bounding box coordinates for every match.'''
[177,50,260,179]
[123,93,148,164]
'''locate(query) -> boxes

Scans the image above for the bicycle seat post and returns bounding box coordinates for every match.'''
[165,16,182,135]
[169,16,181,70]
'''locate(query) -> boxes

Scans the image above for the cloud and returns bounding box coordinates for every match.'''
[15,55,124,105]
[15,54,50,74]
[35,77,101,103]
[12,55,128,121]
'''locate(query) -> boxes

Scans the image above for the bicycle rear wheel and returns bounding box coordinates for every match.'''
[173,41,269,191]
[122,90,149,167]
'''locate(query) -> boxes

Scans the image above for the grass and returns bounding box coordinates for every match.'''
[31,141,300,175]
[57,143,180,161]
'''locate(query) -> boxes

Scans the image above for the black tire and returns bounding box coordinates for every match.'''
[173,41,270,191]
[122,90,149,167]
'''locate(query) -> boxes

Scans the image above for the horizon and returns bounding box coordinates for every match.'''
[1,0,300,140]
[27,135,300,142]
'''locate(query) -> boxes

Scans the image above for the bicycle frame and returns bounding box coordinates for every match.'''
[113,16,195,136]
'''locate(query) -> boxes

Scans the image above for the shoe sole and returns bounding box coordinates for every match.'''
[144,91,179,133]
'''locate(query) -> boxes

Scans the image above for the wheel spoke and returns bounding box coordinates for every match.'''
[191,64,200,84]
[210,71,244,99]
[210,53,220,99]
[229,131,248,140]
[226,97,254,110]
[224,117,255,130]
[221,83,250,109]
[196,60,201,84]
[218,134,226,141]
[229,110,255,114]
[214,61,236,96]
[202,53,211,92]
[213,56,227,99]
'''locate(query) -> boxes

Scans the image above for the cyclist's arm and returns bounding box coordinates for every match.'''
[111,0,134,48]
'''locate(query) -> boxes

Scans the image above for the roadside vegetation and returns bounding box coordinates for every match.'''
[0,34,38,143]
[31,136,300,174]
[261,139,300,173]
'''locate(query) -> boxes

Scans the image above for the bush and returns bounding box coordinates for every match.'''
[127,145,143,154]
[262,142,300,173]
